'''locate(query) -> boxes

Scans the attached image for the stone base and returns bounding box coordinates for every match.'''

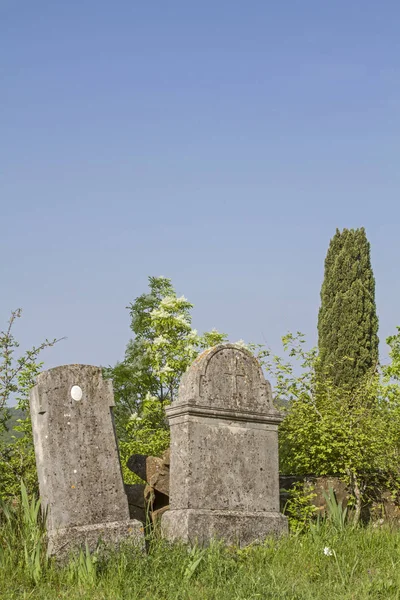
[48,519,145,560]
[161,509,288,547]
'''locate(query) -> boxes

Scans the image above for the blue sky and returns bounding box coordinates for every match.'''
[1,1,400,374]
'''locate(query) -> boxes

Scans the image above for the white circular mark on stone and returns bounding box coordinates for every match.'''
[71,385,83,401]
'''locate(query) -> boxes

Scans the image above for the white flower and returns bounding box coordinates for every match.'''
[159,295,187,309]
[324,547,333,556]
[129,412,142,421]
[150,308,169,319]
[174,314,191,326]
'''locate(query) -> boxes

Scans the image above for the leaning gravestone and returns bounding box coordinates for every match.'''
[161,344,288,545]
[30,365,144,558]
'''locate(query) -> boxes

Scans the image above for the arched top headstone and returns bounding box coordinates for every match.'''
[176,344,277,414]
[162,343,288,543]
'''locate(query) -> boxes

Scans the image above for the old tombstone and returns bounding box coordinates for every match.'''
[161,344,288,545]
[30,364,144,558]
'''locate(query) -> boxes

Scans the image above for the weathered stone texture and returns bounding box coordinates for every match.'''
[178,344,276,413]
[30,364,144,556]
[127,449,171,522]
[48,520,144,558]
[162,509,286,546]
[161,344,288,545]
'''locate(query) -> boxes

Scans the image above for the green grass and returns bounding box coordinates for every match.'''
[2,488,400,599]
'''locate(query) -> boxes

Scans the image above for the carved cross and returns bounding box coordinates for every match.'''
[224,355,246,401]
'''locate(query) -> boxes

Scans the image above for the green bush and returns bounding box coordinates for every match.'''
[0,309,61,499]
[254,332,400,525]
[283,481,318,533]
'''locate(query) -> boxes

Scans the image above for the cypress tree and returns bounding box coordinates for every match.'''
[317,227,379,388]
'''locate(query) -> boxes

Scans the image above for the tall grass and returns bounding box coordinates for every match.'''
[323,487,349,532]
[0,481,47,585]
[1,485,400,599]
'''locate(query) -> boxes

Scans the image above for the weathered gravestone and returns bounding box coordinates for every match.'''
[161,344,288,545]
[30,364,144,558]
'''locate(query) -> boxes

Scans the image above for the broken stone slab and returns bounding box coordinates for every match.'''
[127,450,170,525]
[148,471,169,496]
[127,506,146,524]
[144,483,155,506]
[152,505,169,525]
[124,484,145,508]
[126,454,148,482]
[161,447,170,466]
[148,462,169,496]
[127,452,170,496]
[144,484,169,512]
[126,454,164,482]
[146,456,165,483]
[125,484,146,523]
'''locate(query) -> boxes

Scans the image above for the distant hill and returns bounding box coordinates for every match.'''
[273,397,289,412]
[1,407,26,443]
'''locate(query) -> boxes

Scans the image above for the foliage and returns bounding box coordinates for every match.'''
[323,487,348,532]
[67,542,98,586]
[0,422,39,499]
[105,277,227,483]
[0,361,43,498]
[384,326,400,381]
[118,398,171,483]
[255,332,400,524]
[0,481,48,585]
[0,309,62,499]
[0,309,60,419]
[282,481,318,533]
[317,228,379,389]
[182,545,207,582]
[0,407,25,443]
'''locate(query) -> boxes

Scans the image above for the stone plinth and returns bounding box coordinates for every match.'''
[48,520,144,558]
[30,364,144,558]
[162,510,286,546]
[161,344,288,546]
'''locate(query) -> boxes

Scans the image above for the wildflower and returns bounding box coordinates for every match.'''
[324,547,333,556]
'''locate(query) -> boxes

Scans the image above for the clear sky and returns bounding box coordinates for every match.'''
[1,1,400,374]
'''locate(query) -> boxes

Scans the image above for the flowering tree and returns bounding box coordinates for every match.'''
[105,276,227,482]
